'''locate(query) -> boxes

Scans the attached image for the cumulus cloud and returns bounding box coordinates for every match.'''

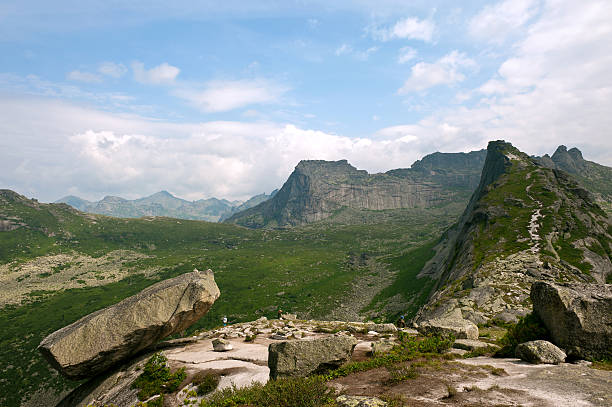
[98,62,127,78]
[399,51,476,93]
[132,61,180,84]
[469,0,540,42]
[371,17,435,42]
[174,79,288,113]
[67,70,102,83]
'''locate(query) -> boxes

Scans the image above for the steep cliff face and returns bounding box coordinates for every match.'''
[226,151,486,228]
[415,141,612,324]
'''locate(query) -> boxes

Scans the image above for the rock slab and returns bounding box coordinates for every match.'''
[268,336,357,379]
[531,282,612,360]
[38,269,220,380]
[515,340,566,364]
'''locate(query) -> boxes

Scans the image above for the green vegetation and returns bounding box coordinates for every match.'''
[131,353,186,401]
[199,376,335,407]
[496,313,550,357]
[193,372,220,396]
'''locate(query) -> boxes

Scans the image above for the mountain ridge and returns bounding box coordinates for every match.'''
[225,150,488,228]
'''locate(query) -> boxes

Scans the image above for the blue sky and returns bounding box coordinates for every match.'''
[1,0,611,202]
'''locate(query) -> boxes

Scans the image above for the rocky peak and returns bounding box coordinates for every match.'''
[294,159,367,179]
[415,140,611,325]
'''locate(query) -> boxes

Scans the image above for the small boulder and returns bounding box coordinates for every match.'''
[212,338,233,352]
[531,282,612,360]
[418,316,479,340]
[371,338,395,355]
[268,336,357,379]
[38,269,220,380]
[453,339,499,352]
[365,323,397,333]
[515,340,566,364]
[336,395,388,407]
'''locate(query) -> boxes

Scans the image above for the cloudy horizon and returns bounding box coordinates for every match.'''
[2,0,611,202]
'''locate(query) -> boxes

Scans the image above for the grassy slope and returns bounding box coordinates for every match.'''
[0,195,463,406]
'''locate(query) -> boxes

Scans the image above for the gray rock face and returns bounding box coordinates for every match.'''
[418,315,479,340]
[38,269,220,380]
[453,339,499,352]
[531,282,612,360]
[268,336,357,379]
[516,340,566,364]
[366,323,397,333]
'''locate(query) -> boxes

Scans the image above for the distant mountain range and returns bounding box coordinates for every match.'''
[55,190,277,222]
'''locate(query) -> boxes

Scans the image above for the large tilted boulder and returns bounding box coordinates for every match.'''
[38,269,220,380]
[418,314,479,340]
[268,335,357,379]
[515,340,566,364]
[531,282,612,360]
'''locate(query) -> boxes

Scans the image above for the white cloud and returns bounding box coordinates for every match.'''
[98,62,127,78]
[335,44,378,60]
[132,61,180,84]
[469,0,539,43]
[371,17,435,42]
[67,70,102,83]
[397,46,417,64]
[399,51,476,93]
[174,79,288,113]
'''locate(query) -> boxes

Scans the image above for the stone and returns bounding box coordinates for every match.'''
[531,282,612,359]
[418,316,479,340]
[282,313,297,320]
[268,336,357,379]
[371,339,395,355]
[38,269,220,380]
[365,323,397,333]
[516,340,566,364]
[336,395,388,407]
[212,338,233,352]
[453,339,499,352]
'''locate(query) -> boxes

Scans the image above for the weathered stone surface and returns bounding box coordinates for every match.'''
[516,340,566,364]
[268,336,357,379]
[212,338,233,352]
[38,269,220,380]
[336,395,388,407]
[531,282,612,359]
[453,339,499,352]
[418,316,479,340]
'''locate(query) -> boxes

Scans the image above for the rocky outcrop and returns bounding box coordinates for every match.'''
[336,395,388,407]
[414,141,612,324]
[515,340,566,364]
[226,150,487,228]
[531,282,612,360]
[268,335,357,379]
[38,269,220,380]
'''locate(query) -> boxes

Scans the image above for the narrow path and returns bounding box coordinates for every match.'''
[525,172,543,254]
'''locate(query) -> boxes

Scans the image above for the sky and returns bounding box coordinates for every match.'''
[1,0,611,202]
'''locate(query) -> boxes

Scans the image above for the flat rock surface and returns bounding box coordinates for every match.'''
[459,357,612,406]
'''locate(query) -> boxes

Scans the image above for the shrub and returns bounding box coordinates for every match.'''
[495,313,550,357]
[131,352,187,400]
[199,376,335,407]
[192,372,220,396]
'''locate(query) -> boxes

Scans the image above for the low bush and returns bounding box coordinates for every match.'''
[199,376,335,407]
[131,352,186,401]
[192,372,220,396]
